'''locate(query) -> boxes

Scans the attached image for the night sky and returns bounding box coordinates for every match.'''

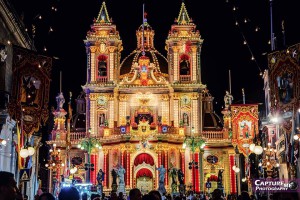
[10,0,300,113]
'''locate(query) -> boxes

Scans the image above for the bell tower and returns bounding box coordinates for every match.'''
[84,1,123,84]
[166,2,203,84]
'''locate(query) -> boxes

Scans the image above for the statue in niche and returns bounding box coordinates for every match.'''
[99,113,105,126]
[183,113,189,126]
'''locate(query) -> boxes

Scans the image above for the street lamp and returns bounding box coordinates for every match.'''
[77,128,102,183]
[45,143,65,170]
[258,143,279,178]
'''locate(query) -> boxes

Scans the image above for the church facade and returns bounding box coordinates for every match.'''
[48,1,238,195]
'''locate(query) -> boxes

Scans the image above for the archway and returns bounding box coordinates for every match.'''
[136,168,153,194]
[132,153,156,191]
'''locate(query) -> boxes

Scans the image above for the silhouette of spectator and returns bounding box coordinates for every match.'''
[149,190,162,200]
[38,193,55,200]
[0,171,23,200]
[129,188,142,200]
[211,189,224,200]
[58,187,80,200]
[82,193,88,200]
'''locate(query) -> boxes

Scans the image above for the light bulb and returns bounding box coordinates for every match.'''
[249,143,255,152]
[28,147,35,156]
[20,148,29,158]
[267,162,270,166]
[276,163,280,167]
[53,143,57,147]
[52,163,56,166]
[294,135,299,140]
[182,143,186,149]
[45,163,49,167]
[235,168,240,173]
[77,144,81,148]
[70,169,75,174]
[61,163,65,167]
[74,167,78,172]
[49,149,53,153]
[95,144,99,148]
[259,163,262,167]
[1,140,7,145]
[58,149,61,153]
[232,166,236,171]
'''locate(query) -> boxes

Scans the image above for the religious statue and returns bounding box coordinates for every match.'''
[117,165,126,184]
[224,91,233,109]
[177,169,184,185]
[156,165,166,184]
[217,169,224,184]
[111,169,117,185]
[56,92,65,110]
[97,169,105,185]
[156,165,167,195]
[169,168,177,185]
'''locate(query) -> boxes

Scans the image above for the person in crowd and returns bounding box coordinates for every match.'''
[129,188,142,200]
[82,193,88,200]
[58,187,80,200]
[149,190,162,200]
[211,189,224,200]
[91,194,101,200]
[118,192,125,200]
[110,192,118,200]
[38,193,55,200]
[0,171,23,200]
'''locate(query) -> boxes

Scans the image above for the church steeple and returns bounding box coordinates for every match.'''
[136,12,155,50]
[84,1,122,84]
[166,2,203,84]
[96,1,111,23]
[176,1,191,25]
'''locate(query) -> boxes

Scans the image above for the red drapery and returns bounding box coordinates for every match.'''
[195,153,199,192]
[136,168,153,178]
[134,153,154,166]
[90,154,97,184]
[230,155,236,193]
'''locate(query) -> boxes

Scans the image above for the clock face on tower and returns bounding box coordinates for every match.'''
[97,96,107,106]
[181,95,190,105]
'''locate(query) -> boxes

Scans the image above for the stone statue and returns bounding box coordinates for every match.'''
[117,165,126,184]
[156,165,166,183]
[177,169,184,185]
[217,169,224,185]
[169,168,177,185]
[224,91,233,109]
[97,169,105,185]
[111,169,117,185]
[156,165,167,195]
[56,92,65,110]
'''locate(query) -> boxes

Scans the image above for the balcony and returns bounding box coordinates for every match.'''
[202,131,224,139]
[97,76,108,83]
[179,75,191,83]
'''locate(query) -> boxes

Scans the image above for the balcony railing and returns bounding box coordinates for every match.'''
[70,132,86,141]
[202,131,224,139]
[97,76,108,83]
[180,75,191,82]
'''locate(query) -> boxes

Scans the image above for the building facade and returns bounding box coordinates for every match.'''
[48,2,240,195]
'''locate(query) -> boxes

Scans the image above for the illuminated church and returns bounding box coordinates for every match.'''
[48,1,246,195]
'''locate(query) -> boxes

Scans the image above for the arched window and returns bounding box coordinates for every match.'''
[98,61,107,76]
[179,54,190,75]
[97,54,108,77]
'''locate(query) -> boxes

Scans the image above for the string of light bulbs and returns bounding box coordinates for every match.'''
[227,1,264,76]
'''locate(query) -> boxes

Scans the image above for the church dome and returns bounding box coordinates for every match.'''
[120,50,168,75]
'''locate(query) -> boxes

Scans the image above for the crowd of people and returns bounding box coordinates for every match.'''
[1,171,299,200]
